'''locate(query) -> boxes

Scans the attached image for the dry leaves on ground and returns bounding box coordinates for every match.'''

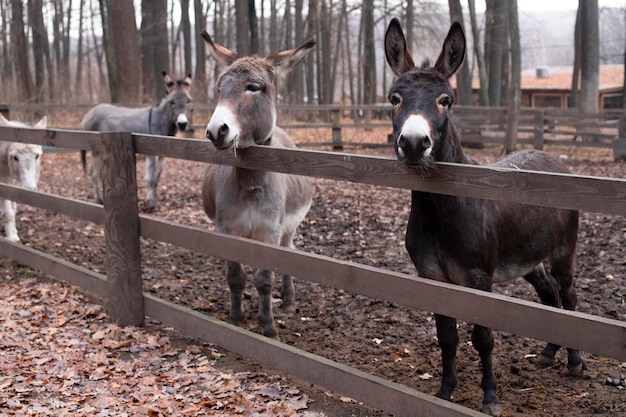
[0,274,326,417]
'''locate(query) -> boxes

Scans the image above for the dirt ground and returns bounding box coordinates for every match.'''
[3,127,626,416]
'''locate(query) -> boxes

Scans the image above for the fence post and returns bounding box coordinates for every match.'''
[615,114,626,160]
[101,131,144,326]
[331,108,343,150]
[533,110,544,150]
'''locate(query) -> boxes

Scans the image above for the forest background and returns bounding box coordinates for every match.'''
[1,0,624,123]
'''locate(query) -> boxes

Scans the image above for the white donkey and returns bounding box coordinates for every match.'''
[80,72,192,211]
[0,113,45,242]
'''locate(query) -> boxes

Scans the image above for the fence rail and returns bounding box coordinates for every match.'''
[3,103,626,157]
[0,124,625,416]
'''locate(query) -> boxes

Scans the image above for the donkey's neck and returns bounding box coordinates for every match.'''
[436,122,476,165]
[150,102,178,136]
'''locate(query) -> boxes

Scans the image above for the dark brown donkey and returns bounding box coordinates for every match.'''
[200,31,315,339]
[385,18,581,416]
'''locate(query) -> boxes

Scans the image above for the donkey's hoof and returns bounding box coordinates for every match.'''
[567,361,585,377]
[482,403,502,417]
[279,302,296,316]
[262,327,279,340]
[536,354,556,369]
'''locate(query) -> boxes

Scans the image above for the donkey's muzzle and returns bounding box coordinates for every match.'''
[206,123,231,148]
[396,134,433,165]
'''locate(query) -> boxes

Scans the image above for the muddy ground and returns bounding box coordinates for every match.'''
[5,132,626,416]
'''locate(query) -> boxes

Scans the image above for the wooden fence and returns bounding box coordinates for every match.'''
[0,124,626,417]
[3,102,626,158]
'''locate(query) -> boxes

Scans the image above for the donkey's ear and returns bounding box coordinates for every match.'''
[268,38,316,77]
[385,18,415,76]
[434,21,466,79]
[33,116,47,129]
[162,71,177,93]
[201,30,239,69]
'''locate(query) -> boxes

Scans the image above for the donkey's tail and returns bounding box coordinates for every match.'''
[80,150,87,175]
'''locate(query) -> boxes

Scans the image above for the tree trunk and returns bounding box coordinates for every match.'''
[448,0,472,105]
[105,0,141,103]
[248,0,259,54]
[294,0,304,104]
[29,0,48,102]
[579,0,599,114]
[306,0,318,107]
[76,0,86,97]
[235,0,249,54]
[194,0,208,103]
[468,0,489,105]
[486,0,507,107]
[181,0,192,75]
[571,5,582,108]
[503,0,521,154]
[361,0,376,116]
[152,0,169,100]
[10,0,33,101]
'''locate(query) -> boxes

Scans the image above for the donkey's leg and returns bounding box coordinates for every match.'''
[552,252,584,376]
[226,260,247,326]
[434,314,459,401]
[278,233,296,315]
[90,151,104,204]
[524,264,563,368]
[144,155,163,211]
[472,324,501,417]
[253,268,278,338]
[1,198,20,242]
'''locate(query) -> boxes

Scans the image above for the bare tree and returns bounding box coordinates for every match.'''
[579,0,599,114]
[104,0,142,103]
[485,0,507,107]
[448,0,472,105]
[10,0,33,101]
[503,0,521,154]
[570,5,582,108]
[29,0,50,102]
[194,0,208,103]
[181,0,192,75]
[468,0,489,105]
[361,0,376,107]
[235,0,249,54]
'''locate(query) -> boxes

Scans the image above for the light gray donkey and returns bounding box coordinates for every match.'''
[80,72,192,211]
[0,113,45,242]
[200,31,315,338]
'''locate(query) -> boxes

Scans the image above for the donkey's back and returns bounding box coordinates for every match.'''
[80,104,149,133]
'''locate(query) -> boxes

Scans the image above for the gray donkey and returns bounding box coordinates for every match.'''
[80,72,192,211]
[201,31,315,339]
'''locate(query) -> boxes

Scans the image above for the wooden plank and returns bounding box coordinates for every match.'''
[133,136,626,216]
[0,239,107,297]
[0,184,105,225]
[0,125,101,151]
[138,216,626,362]
[101,132,143,326]
[143,294,485,417]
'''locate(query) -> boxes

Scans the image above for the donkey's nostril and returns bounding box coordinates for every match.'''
[421,136,432,150]
[218,124,229,139]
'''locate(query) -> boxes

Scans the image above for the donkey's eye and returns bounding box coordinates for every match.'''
[246,83,262,93]
[438,96,452,108]
[389,93,402,107]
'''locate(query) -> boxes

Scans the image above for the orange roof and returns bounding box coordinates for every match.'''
[465,65,624,91]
